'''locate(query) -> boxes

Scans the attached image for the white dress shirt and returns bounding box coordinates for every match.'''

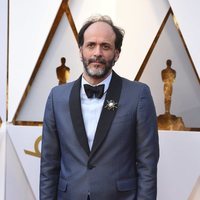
[80,73,112,150]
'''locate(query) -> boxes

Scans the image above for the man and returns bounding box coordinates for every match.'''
[40,15,159,200]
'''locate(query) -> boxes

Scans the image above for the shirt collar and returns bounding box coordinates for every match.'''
[81,72,112,95]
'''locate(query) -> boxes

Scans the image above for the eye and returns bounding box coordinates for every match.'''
[87,43,95,49]
[102,44,111,50]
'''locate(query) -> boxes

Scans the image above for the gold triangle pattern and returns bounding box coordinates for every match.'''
[12,0,77,126]
[135,8,199,83]
[135,8,200,131]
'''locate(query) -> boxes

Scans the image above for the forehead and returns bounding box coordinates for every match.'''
[83,22,116,43]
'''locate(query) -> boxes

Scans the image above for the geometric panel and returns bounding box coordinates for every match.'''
[12,1,82,124]
[8,0,61,123]
[136,10,200,130]
[0,125,6,200]
[168,0,200,77]
[189,177,200,200]
[6,130,37,199]
[7,125,42,199]
[158,131,200,200]
[0,0,8,121]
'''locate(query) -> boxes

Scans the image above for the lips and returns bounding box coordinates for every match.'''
[92,61,103,64]
[89,59,106,65]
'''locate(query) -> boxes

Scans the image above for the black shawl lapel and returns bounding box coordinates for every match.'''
[89,71,122,160]
[69,75,90,156]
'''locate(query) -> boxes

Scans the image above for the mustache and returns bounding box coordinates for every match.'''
[88,56,106,65]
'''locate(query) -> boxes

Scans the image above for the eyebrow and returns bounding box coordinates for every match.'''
[85,41,113,46]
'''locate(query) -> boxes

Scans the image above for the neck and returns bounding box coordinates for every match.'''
[83,71,112,85]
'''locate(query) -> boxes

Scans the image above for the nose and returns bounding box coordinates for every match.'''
[93,46,102,56]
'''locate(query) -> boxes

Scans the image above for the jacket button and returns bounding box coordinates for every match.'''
[87,163,95,169]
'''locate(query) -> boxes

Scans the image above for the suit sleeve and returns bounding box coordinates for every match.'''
[136,84,159,200]
[40,89,61,200]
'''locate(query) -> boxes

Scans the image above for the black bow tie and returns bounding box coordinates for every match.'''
[84,84,105,99]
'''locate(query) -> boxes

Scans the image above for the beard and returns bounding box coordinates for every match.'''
[82,54,116,79]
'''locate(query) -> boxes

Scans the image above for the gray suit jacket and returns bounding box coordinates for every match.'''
[40,71,159,200]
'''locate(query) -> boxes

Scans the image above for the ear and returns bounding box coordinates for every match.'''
[79,47,83,60]
[114,50,120,62]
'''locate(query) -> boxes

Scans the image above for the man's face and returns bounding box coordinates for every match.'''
[80,22,119,81]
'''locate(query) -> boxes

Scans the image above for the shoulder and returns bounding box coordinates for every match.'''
[112,71,150,94]
[113,71,148,89]
[50,81,75,97]
[120,76,150,92]
[117,75,152,103]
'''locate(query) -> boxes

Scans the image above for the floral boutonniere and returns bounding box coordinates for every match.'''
[105,100,118,111]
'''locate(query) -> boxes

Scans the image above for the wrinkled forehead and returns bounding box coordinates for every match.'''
[83,22,116,43]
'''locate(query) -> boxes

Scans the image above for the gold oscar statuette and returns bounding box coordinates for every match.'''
[56,57,70,85]
[157,59,186,131]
